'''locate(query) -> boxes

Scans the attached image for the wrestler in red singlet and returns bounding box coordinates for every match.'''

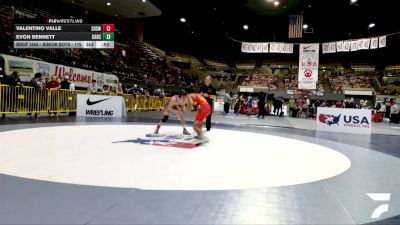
[189,93,211,139]
[194,94,211,122]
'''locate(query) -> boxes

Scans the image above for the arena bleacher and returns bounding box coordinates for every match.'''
[0,4,199,96]
[0,2,399,122]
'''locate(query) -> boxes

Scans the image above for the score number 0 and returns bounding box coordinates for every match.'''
[102,24,114,32]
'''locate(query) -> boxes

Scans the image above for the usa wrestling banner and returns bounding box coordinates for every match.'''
[298,43,319,90]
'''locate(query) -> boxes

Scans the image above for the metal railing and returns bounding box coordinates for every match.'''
[0,85,169,115]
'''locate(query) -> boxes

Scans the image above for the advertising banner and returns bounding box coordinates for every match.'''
[0,54,118,89]
[336,41,344,52]
[241,42,293,54]
[379,36,387,48]
[77,94,124,118]
[241,42,265,53]
[36,62,51,79]
[7,57,34,81]
[316,107,372,135]
[298,43,319,90]
[370,38,378,49]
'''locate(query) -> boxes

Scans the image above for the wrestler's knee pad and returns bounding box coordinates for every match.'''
[161,115,169,122]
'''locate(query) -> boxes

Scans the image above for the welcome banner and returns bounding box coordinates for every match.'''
[298,44,319,90]
[0,54,119,89]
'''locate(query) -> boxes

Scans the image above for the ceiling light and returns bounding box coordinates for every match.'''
[243,24,249,30]
[274,1,280,6]
[350,0,357,3]
[106,2,111,6]
[368,23,375,28]
[180,17,186,23]
[303,24,308,29]
[142,0,146,2]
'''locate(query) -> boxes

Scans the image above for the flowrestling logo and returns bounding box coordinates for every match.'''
[114,134,200,149]
[319,114,341,126]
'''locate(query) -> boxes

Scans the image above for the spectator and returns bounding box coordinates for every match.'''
[87,80,97,93]
[5,71,23,87]
[247,97,253,116]
[30,73,44,88]
[44,77,50,86]
[303,96,310,117]
[277,98,283,116]
[273,98,278,115]
[234,97,240,113]
[102,84,110,94]
[348,99,357,108]
[60,76,72,90]
[291,101,299,117]
[335,101,343,108]
[46,75,60,89]
[159,89,165,100]
[310,103,317,118]
[144,89,150,98]
[257,91,266,118]
[0,67,4,84]
[224,92,232,114]
[127,84,138,97]
[377,103,386,113]
[116,83,124,95]
[28,73,44,118]
[315,100,321,108]
[296,97,304,117]
[390,99,399,124]
[288,96,295,114]
[372,103,386,122]
[264,103,271,116]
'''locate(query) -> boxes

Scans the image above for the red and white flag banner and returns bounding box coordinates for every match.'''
[298,43,319,90]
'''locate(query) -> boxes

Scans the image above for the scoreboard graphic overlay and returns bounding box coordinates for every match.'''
[13,19,114,49]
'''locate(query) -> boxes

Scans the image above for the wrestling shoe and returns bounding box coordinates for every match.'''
[154,125,160,134]
[194,135,209,143]
[183,128,191,135]
[194,135,204,140]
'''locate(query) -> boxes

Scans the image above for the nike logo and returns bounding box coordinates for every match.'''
[303,45,313,49]
[86,97,112,106]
